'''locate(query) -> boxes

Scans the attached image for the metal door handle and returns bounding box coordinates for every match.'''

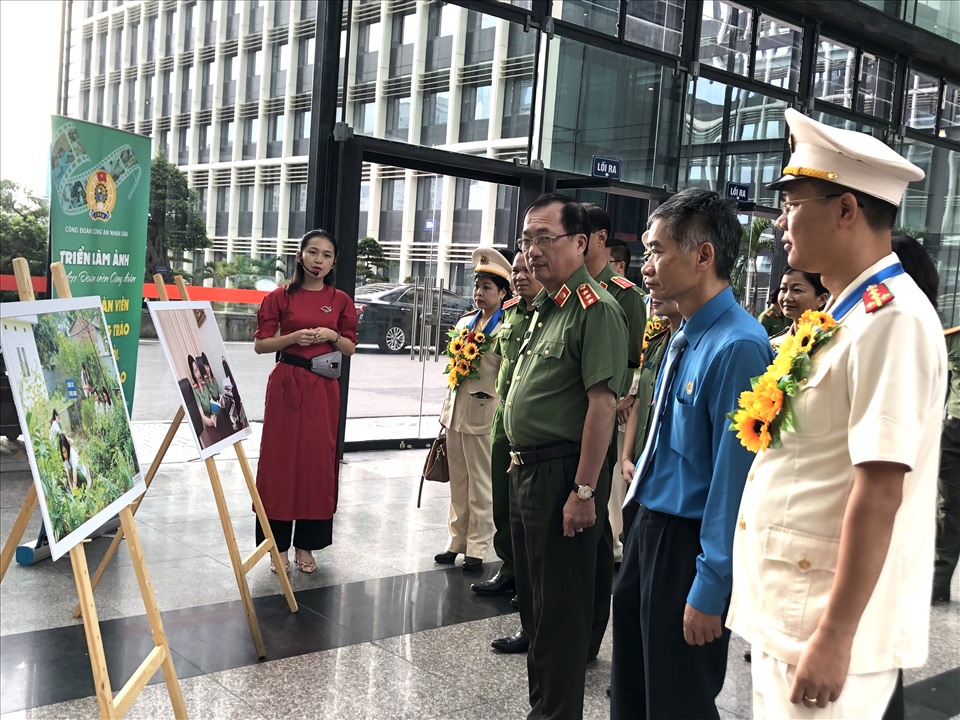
[435,279,445,362]
[409,277,421,361]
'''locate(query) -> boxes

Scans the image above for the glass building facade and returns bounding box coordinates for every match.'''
[65,0,960,326]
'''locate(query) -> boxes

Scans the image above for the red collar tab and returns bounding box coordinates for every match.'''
[863,282,894,313]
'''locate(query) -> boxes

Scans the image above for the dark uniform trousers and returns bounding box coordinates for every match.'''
[934,417,960,593]
[587,433,619,659]
[511,452,611,720]
[490,404,514,578]
[611,506,729,720]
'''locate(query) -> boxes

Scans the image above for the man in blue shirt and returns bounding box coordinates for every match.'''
[610,188,772,719]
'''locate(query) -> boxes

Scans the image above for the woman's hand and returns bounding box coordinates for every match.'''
[314,327,340,344]
[291,328,321,346]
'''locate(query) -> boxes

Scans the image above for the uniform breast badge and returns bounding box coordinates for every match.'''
[321,306,333,313]
[863,283,894,313]
[576,283,600,309]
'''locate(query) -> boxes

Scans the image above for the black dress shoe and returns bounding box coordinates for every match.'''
[471,572,516,596]
[491,630,529,653]
[462,556,483,571]
[510,595,519,609]
[434,551,458,564]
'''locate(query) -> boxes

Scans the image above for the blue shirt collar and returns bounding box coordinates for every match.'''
[680,286,738,350]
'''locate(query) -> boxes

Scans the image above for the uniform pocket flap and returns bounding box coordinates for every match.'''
[538,340,565,359]
[762,525,840,573]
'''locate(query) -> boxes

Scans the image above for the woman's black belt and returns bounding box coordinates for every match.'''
[508,442,581,466]
[277,352,312,369]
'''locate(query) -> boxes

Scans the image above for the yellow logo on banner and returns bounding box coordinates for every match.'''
[86,169,116,222]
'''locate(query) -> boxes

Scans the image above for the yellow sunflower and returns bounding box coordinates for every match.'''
[792,323,816,353]
[449,338,465,355]
[447,370,460,388]
[459,327,470,338]
[800,309,836,331]
[456,359,471,375]
[462,342,479,360]
[474,332,486,345]
[732,409,772,453]
[750,377,784,423]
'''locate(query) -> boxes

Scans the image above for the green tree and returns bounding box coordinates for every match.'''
[731,217,775,304]
[357,236,387,284]
[0,180,49,294]
[147,153,209,281]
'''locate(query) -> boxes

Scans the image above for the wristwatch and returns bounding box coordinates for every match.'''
[575,484,595,500]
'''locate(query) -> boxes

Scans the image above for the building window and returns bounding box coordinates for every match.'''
[815,37,855,109]
[501,77,532,138]
[559,0,618,35]
[421,90,450,146]
[203,3,217,45]
[248,0,263,34]
[219,119,234,161]
[124,78,136,121]
[222,54,238,105]
[146,15,156,60]
[390,12,416,76]
[905,70,939,132]
[464,10,496,65]
[293,109,311,154]
[238,186,253,237]
[242,117,258,159]
[426,2,456,72]
[379,178,405,241]
[246,49,262,101]
[109,81,120,123]
[160,68,172,115]
[95,86,104,124]
[753,15,801,91]
[177,126,190,164]
[112,28,122,70]
[354,101,375,136]
[198,123,210,163]
[269,41,288,97]
[162,9,176,55]
[274,1,290,28]
[225,0,239,40]
[180,65,194,111]
[266,114,284,157]
[385,96,411,141]
[82,36,93,75]
[296,37,314,93]
[699,1,751,76]
[288,182,307,238]
[183,2,194,51]
[624,0,683,56]
[262,184,279,236]
[459,85,491,142]
[127,19,140,65]
[857,52,896,121]
[200,60,213,109]
[215,187,230,235]
[356,21,381,84]
[96,31,107,74]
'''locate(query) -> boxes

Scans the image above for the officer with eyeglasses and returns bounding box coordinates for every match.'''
[503,192,628,719]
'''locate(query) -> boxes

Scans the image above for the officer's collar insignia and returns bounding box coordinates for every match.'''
[553,284,571,307]
[863,282,894,313]
[576,283,600,309]
[598,280,608,290]
[502,296,521,310]
[611,276,636,289]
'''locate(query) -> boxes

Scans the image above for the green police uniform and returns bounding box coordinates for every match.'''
[934,327,960,598]
[757,305,791,337]
[503,263,628,719]
[488,295,537,580]
[590,263,647,659]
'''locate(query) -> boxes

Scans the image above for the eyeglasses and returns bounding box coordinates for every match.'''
[517,233,578,252]
[779,194,844,216]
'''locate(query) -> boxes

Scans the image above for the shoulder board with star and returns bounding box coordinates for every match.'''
[576,283,600,310]
[610,275,636,290]
[553,284,571,308]
[863,282,894,313]
[502,296,521,310]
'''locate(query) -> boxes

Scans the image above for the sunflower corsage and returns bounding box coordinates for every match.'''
[444,325,494,389]
[727,309,840,452]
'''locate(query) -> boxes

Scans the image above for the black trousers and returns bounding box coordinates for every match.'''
[255,517,332,552]
[490,406,515,578]
[587,431,621,658]
[511,452,610,720]
[611,506,729,720]
[934,418,960,593]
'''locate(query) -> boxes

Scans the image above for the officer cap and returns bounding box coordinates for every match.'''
[472,247,511,281]
[767,108,924,207]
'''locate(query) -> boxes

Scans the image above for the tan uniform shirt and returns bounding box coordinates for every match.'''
[728,255,947,673]
[440,313,503,435]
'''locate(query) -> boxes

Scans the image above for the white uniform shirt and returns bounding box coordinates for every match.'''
[728,254,947,674]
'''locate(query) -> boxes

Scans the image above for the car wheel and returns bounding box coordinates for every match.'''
[380,324,407,353]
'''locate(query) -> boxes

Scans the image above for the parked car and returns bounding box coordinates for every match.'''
[354,283,474,353]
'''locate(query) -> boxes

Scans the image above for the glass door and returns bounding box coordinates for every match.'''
[343,163,522,446]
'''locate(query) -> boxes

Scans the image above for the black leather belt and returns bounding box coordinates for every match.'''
[509,442,580,466]
[277,352,312,369]
[946,414,959,428]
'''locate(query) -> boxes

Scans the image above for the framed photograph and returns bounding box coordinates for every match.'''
[147,301,252,459]
[0,297,145,561]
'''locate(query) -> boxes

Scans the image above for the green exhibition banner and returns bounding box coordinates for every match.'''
[49,116,151,414]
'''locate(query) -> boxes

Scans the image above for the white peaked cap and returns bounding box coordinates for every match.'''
[767,108,925,207]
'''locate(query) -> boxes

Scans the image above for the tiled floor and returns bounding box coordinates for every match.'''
[0,426,957,719]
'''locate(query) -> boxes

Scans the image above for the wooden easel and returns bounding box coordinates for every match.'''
[0,258,187,718]
[71,274,298,658]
